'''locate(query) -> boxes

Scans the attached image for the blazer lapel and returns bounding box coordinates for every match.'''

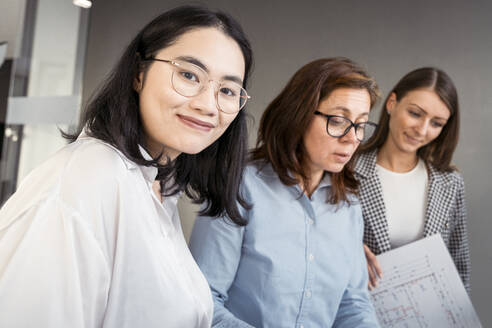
[355,150,392,254]
[423,164,455,237]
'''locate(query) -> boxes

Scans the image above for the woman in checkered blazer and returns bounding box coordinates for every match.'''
[354,67,470,292]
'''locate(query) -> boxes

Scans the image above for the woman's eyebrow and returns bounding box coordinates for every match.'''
[410,103,448,120]
[223,75,243,84]
[409,103,427,113]
[176,55,207,71]
[175,55,243,85]
[326,106,369,118]
[329,106,351,114]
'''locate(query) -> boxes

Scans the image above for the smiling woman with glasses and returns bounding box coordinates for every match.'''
[190,57,381,327]
[0,5,253,328]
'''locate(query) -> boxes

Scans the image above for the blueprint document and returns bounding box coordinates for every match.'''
[369,234,481,328]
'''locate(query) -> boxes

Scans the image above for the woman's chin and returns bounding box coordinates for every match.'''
[323,162,346,174]
[179,143,213,155]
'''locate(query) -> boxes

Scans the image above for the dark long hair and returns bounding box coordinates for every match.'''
[65,5,253,225]
[250,58,379,204]
[359,67,459,172]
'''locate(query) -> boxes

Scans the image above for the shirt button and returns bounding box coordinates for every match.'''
[300,325,304,328]
[308,254,314,261]
[305,290,312,298]
[308,218,314,225]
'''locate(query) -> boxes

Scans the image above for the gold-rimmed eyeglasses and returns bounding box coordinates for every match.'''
[145,58,250,114]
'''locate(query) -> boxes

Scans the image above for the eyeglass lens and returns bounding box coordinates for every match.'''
[327,116,376,142]
[170,60,248,113]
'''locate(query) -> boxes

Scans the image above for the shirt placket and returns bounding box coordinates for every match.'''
[149,183,206,323]
[296,194,317,328]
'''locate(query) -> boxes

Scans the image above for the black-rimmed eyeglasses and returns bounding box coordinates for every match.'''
[144,58,250,114]
[314,111,378,142]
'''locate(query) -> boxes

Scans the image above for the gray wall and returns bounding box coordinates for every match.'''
[0,0,26,58]
[83,0,492,325]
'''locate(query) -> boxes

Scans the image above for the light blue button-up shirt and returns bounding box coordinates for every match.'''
[189,162,379,328]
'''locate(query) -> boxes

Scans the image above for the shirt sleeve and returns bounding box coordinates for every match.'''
[189,215,254,328]
[0,198,110,328]
[332,205,381,328]
[448,174,471,293]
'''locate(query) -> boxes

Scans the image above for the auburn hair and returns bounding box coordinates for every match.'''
[251,57,380,203]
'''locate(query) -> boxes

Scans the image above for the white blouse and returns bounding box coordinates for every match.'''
[0,133,213,328]
[376,158,428,249]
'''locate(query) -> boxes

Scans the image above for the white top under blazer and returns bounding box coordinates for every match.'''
[0,133,213,328]
[376,158,428,248]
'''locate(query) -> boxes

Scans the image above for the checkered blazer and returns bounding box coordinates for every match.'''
[354,150,471,291]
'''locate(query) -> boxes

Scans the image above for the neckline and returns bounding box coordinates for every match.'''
[376,158,425,176]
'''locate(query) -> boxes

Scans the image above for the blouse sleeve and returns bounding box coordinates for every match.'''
[189,215,254,328]
[448,174,471,292]
[0,198,110,328]
[333,205,380,328]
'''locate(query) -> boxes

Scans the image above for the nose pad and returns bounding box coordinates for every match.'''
[340,126,358,143]
[190,81,219,115]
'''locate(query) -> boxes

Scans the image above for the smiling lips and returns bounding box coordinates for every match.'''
[177,114,216,132]
[404,132,423,145]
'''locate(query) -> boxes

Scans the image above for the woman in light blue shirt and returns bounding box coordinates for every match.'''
[190,58,381,328]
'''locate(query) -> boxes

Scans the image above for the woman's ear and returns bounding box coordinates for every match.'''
[386,92,397,115]
[133,72,143,92]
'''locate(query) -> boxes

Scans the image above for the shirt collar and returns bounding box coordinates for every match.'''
[78,130,158,183]
[317,172,332,189]
[255,161,332,190]
[138,145,159,183]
